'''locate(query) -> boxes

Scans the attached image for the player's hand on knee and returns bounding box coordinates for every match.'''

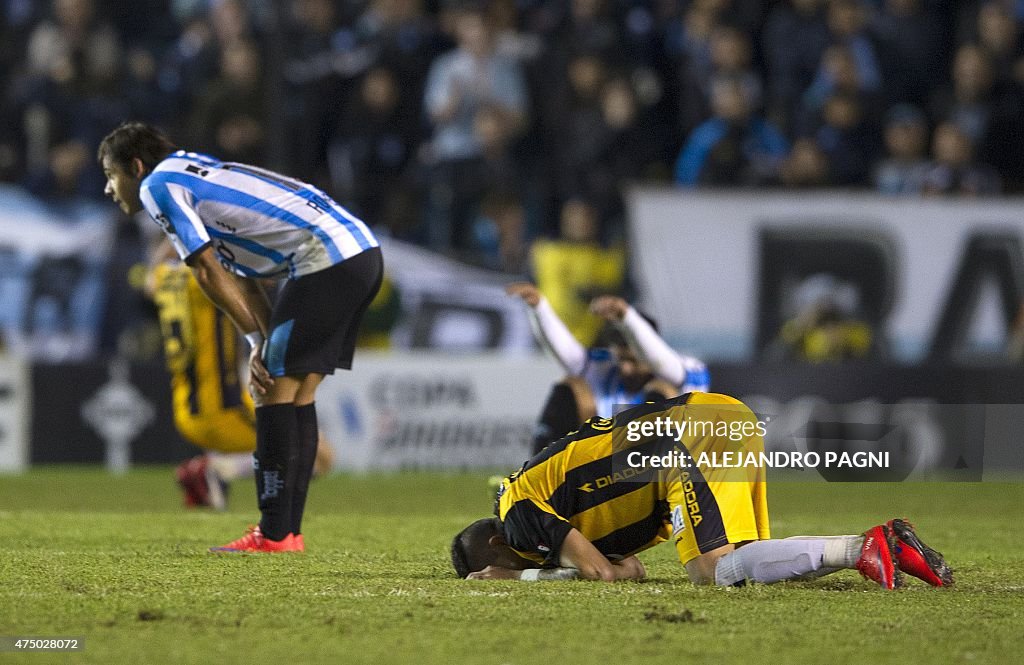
[590,296,628,322]
[248,343,274,395]
[505,282,541,307]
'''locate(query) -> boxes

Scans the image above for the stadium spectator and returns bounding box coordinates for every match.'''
[930,43,998,145]
[874,103,931,195]
[870,0,944,107]
[822,0,882,93]
[421,4,528,252]
[189,38,266,165]
[778,137,831,188]
[529,198,625,346]
[328,66,419,225]
[674,74,788,187]
[798,44,882,134]
[922,121,1001,196]
[972,0,1022,83]
[678,23,762,137]
[807,93,879,186]
[762,0,830,132]
[25,0,120,85]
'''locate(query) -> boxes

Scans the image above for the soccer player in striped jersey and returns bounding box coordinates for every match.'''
[452,393,953,589]
[99,122,382,553]
[507,282,710,453]
[146,249,334,511]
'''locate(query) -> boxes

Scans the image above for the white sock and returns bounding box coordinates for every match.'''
[786,535,863,569]
[713,535,865,586]
[208,453,254,482]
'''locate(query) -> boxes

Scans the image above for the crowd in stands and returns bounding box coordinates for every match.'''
[2,0,1023,273]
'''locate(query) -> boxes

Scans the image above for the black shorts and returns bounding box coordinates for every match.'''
[263,247,383,377]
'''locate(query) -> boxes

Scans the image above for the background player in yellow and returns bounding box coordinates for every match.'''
[147,243,333,510]
[452,393,952,589]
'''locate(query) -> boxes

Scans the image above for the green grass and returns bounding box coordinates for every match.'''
[0,468,1021,665]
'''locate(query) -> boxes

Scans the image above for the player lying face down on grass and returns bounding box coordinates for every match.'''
[99,122,382,553]
[452,393,953,589]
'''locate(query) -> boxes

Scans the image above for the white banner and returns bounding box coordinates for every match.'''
[627,188,1024,360]
[0,354,29,472]
[379,237,537,351]
[315,352,562,470]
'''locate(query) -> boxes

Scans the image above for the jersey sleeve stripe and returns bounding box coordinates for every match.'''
[158,172,346,264]
[142,179,210,254]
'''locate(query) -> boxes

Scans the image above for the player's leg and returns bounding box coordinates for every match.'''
[246,247,381,550]
[290,373,324,540]
[532,376,595,454]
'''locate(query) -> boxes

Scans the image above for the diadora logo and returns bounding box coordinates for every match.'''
[679,471,702,527]
[578,467,643,492]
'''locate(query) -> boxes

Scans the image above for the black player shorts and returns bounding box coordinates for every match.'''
[263,247,383,377]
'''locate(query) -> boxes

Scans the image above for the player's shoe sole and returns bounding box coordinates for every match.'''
[889,518,954,587]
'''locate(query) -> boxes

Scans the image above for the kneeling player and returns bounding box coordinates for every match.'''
[149,258,334,512]
[452,393,952,589]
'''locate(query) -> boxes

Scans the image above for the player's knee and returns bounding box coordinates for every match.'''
[684,545,734,586]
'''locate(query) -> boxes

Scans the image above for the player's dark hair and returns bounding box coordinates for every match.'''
[450,517,503,578]
[98,122,178,173]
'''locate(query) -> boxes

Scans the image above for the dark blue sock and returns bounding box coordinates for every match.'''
[291,403,319,536]
[254,403,298,541]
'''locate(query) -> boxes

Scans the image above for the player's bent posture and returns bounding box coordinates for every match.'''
[507,283,710,454]
[100,122,382,552]
[148,260,334,510]
[453,393,953,589]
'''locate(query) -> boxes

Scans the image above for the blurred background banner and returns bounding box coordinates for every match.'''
[0,354,29,472]
[314,351,562,471]
[378,237,536,351]
[0,184,115,361]
[628,189,1024,360]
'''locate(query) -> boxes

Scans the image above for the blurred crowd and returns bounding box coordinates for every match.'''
[1,0,1023,274]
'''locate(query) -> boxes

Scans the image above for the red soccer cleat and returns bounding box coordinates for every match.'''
[291,534,305,552]
[175,455,227,510]
[855,524,903,589]
[209,526,302,553]
[886,518,954,587]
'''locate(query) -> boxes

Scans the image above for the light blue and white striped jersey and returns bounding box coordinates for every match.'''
[140,151,378,278]
[583,349,711,419]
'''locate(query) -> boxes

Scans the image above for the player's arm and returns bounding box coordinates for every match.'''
[466,554,645,581]
[557,529,645,581]
[507,282,587,375]
[187,245,274,391]
[591,296,690,388]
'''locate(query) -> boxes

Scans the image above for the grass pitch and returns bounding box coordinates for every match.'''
[0,468,1021,665]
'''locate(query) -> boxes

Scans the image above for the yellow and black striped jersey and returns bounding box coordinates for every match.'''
[495,395,701,566]
[151,262,255,453]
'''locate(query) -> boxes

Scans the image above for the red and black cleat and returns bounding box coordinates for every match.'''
[887,518,954,587]
[855,524,903,589]
[174,455,226,510]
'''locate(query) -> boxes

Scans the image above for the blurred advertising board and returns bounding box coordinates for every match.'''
[627,188,1024,361]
